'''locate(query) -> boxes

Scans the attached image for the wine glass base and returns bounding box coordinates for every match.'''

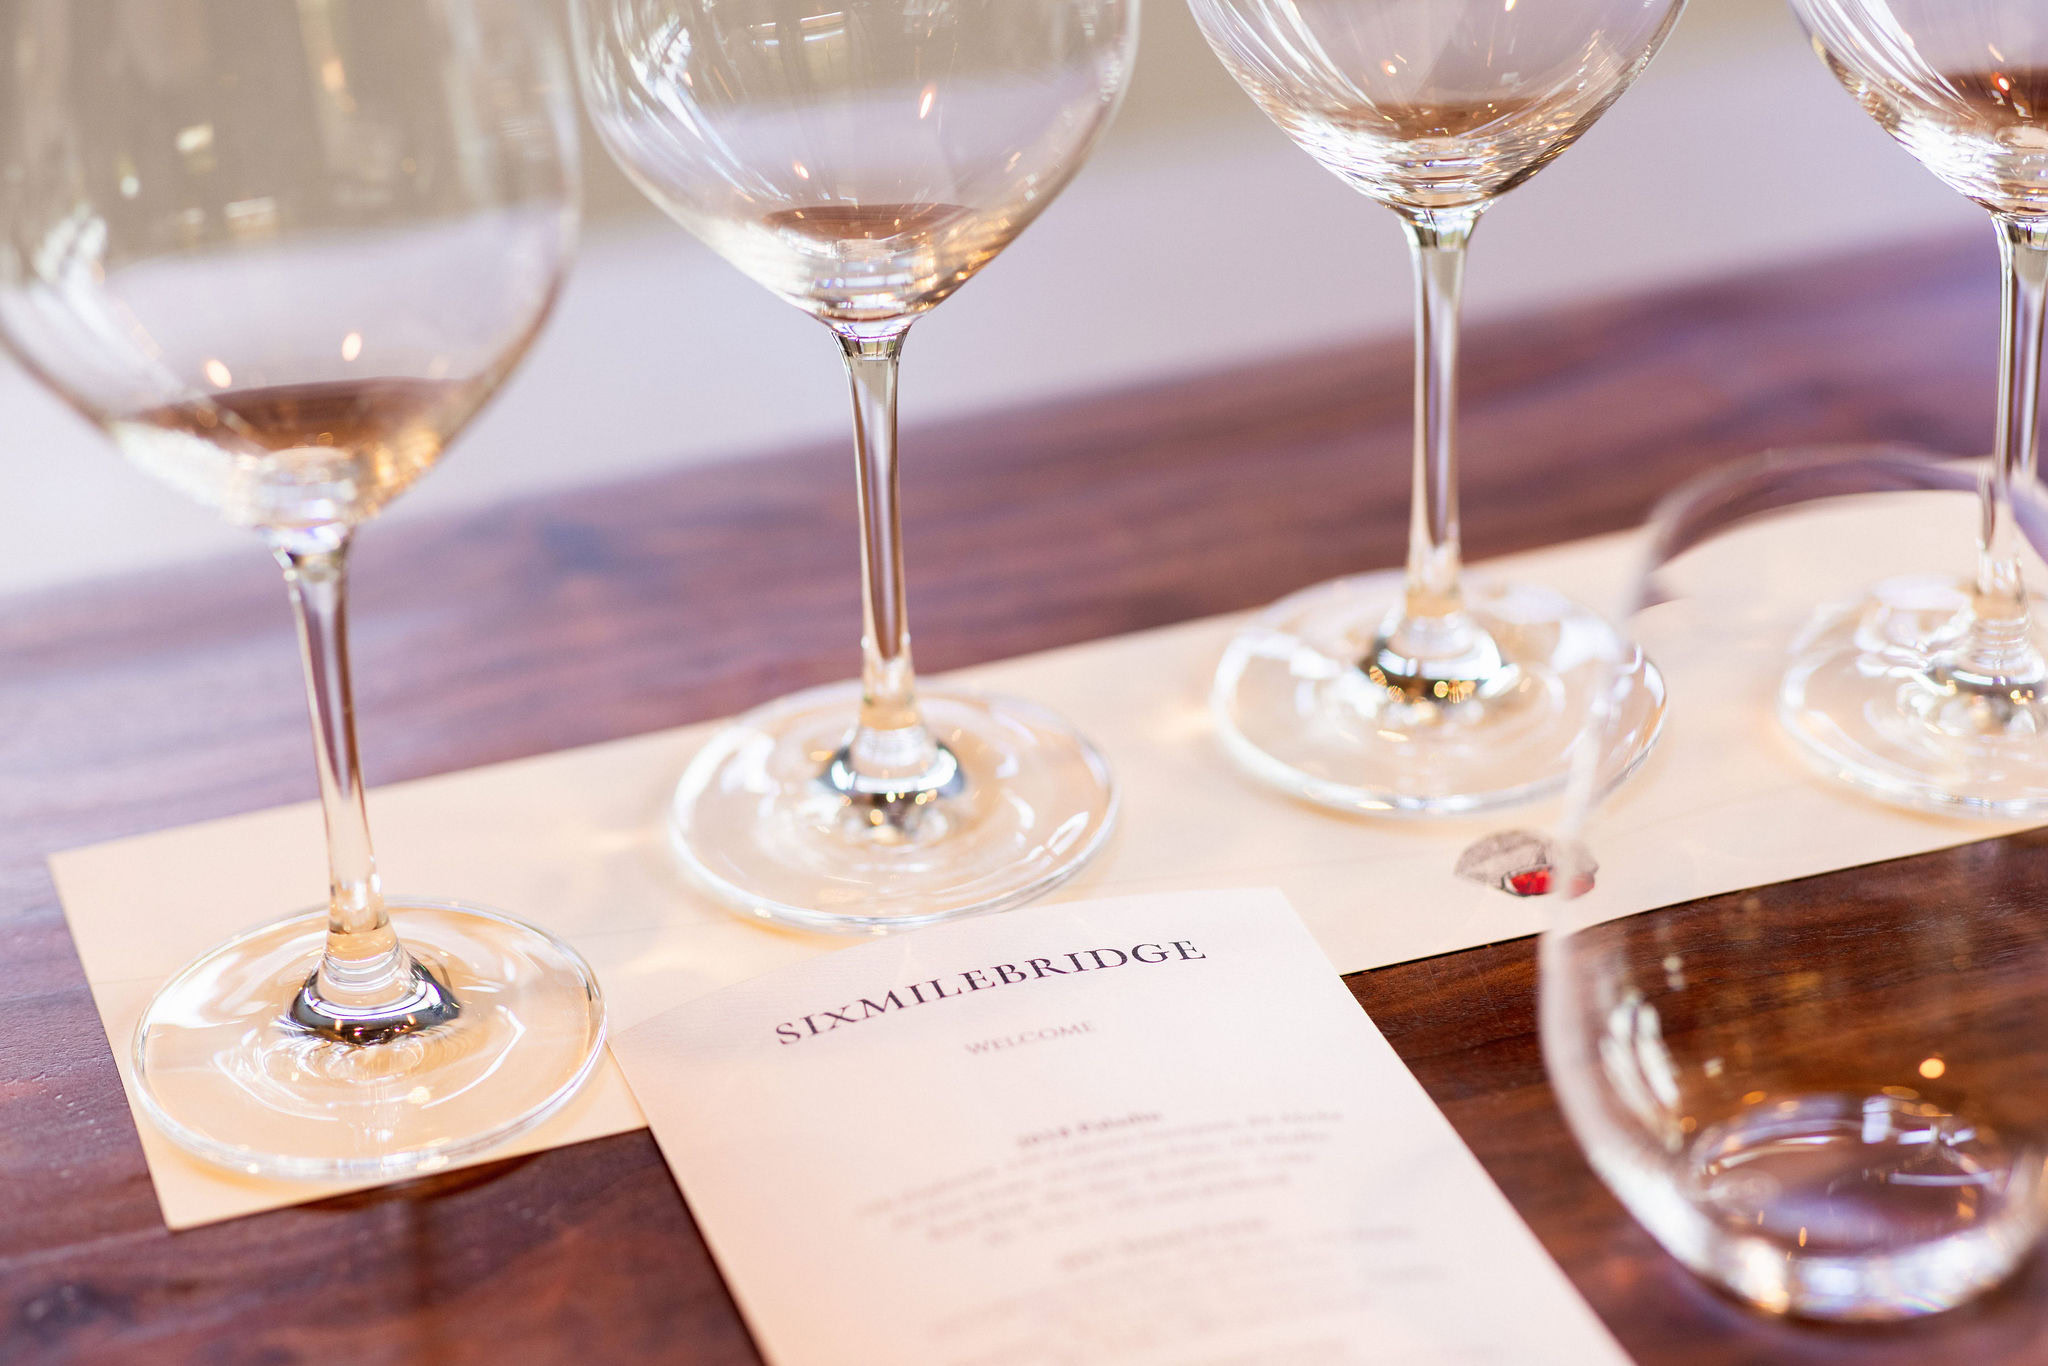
[1212,570,1665,815]
[1605,1090,2042,1321]
[133,900,606,1182]
[670,682,1117,933]
[1780,582,2048,816]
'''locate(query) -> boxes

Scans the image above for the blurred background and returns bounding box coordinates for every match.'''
[1,0,1982,595]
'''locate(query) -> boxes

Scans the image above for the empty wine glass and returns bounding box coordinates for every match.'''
[1780,1,2048,813]
[575,0,1134,931]
[1544,448,2048,1319]
[1189,0,1679,815]
[0,0,604,1178]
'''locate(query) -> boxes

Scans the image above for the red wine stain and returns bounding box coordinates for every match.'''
[1456,830,1596,898]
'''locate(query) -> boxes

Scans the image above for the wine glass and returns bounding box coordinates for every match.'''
[574,0,1133,931]
[1543,448,2048,1318]
[1188,0,1680,815]
[1777,3,2048,814]
[0,0,604,1178]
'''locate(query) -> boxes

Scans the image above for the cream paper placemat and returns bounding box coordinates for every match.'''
[50,495,2024,1229]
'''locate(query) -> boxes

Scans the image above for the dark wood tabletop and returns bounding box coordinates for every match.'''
[1,230,2034,1365]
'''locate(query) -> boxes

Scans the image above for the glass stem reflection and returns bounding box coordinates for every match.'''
[1952,217,2048,700]
[276,536,455,1040]
[835,329,958,806]
[1367,204,1511,705]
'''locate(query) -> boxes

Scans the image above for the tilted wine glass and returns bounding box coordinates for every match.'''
[1545,448,2048,1318]
[0,0,604,1178]
[1189,0,1680,815]
[1779,2,2048,814]
[575,0,1134,931]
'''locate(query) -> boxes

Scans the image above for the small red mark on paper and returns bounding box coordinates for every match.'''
[1456,830,1596,898]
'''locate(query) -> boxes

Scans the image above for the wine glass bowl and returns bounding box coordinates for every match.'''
[0,5,573,534]
[1795,3,2048,219]
[580,0,1135,328]
[576,0,1133,930]
[1191,0,1681,815]
[0,0,604,1179]
[1548,866,2048,1321]
[1193,0,1684,210]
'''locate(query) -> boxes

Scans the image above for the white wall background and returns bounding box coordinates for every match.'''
[0,0,1982,595]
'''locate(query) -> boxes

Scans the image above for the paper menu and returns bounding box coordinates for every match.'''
[612,890,1632,1366]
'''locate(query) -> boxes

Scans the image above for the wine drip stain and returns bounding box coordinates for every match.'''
[1454,829,1596,898]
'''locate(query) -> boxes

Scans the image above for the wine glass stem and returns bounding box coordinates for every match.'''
[1364,205,1510,701]
[1401,206,1481,618]
[1964,217,2048,686]
[275,536,431,1025]
[838,329,946,787]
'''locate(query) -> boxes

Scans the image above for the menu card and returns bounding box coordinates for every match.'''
[613,889,1631,1366]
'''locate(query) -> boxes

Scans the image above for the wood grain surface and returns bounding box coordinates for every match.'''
[0,230,2027,1364]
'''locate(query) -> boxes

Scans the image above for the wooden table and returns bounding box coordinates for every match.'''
[2,232,2036,1364]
